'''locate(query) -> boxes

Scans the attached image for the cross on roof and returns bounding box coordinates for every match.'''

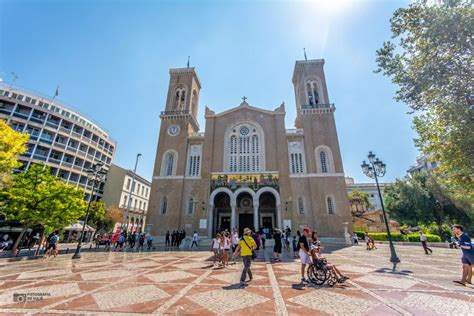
[242,96,247,102]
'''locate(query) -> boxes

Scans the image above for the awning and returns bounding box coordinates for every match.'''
[64,222,95,232]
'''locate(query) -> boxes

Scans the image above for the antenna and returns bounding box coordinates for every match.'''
[187,56,190,68]
[304,48,307,61]
[11,72,19,87]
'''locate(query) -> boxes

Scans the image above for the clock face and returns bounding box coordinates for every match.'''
[168,125,180,136]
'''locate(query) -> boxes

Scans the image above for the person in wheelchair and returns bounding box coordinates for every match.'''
[310,242,349,283]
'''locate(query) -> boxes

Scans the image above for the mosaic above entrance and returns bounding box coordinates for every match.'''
[210,173,279,192]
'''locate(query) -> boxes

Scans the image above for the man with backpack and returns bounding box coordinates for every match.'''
[233,228,257,287]
[43,231,59,259]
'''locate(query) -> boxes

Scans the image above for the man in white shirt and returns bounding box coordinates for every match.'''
[191,231,199,249]
[419,231,432,254]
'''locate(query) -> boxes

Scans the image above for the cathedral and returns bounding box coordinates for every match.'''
[148,59,352,239]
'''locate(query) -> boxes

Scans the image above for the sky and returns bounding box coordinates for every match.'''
[0,0,418,183]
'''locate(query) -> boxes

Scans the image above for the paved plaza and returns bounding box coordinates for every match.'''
[0,244,473,315]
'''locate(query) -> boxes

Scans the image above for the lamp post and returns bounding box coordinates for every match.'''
[124,153,142,232]
[72,162,107,259]
[361,151,400,269]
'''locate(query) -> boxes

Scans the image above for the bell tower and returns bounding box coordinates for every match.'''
[163,67,201,132]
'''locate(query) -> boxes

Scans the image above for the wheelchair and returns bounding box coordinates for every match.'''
[307,258,338,287]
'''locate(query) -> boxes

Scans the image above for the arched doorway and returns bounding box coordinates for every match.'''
[237,192,254,234]
[259,192,276,234]
[214,192,231,234]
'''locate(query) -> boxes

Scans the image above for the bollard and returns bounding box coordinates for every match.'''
[66,248,69,254]
[89,244,92,250]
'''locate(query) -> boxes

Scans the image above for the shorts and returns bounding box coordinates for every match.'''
[299,249,312,265]
[274,244,282,254]
[461,254,474,265]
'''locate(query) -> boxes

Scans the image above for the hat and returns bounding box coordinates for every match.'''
[243,228,252,235]
[303,227,311,233]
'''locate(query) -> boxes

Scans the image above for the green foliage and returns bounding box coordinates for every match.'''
[87,201,107,228]
[0,120,29,188]
[406,234,441,242]
[368,232,406,242]
[384,172,472,239]
[375,0,474,204]
[348,189,372,209]
[94,206,123,232]
[355,230,441,242]
[0,164,86,231]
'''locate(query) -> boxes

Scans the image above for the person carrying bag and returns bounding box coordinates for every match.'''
[233,228,257,287]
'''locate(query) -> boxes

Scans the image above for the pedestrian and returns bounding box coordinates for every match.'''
[353,232,359,245]
[171,231,176,247]
[128,232,135,249]
[231,228,239,263]
[261,230,266,249]
[137,233,145,251]
[364,232,371,250]
[44,231,59,259]
[273,228,282,262]
[146,233,153,251]
[221,232,231,266]
[0,234,13,253]
[451,225,473,286]
[292,236,298,258]
[191,231,199,249]
[211,233,221,266]
[233,228,257,287]
[165,231,170,247]
[115,233,125,252]
[419,231,432,255]
[299,227,312,283]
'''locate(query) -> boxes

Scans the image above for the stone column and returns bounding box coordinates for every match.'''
[276,203,282,230]
[230,203,237,231]
[208,204,214,238]
[253,203,259,231]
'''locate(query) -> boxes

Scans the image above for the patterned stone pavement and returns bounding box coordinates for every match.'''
[0,244,472,315]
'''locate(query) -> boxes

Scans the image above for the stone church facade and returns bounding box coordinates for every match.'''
[148,59,352,239]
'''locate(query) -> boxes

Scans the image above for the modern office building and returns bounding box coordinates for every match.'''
[0,84,116,200]
[148,59,352,239]
[102,163,151,232]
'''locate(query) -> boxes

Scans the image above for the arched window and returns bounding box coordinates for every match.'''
[315,145,334,173]
[327,196,335,215]
[298,197,304,214]
[306,79,320,106]
[174,87,186,110]
[227,124,263,172]
[165,154,174,176]
[188,197,194,214]
[320,151,328,173]
[161,197,168,214]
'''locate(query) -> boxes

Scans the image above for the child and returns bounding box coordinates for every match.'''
[292,236,298,258]
[211,233,221,266]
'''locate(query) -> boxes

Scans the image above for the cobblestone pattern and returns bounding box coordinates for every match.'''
[0,244,472,315]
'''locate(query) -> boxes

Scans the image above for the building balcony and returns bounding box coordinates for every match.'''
[12,112,30,119]
[46,121,60,129]
[33,154,47,161]
[0,108,12,115]
[48,157,61,165]
[30,117,45,124]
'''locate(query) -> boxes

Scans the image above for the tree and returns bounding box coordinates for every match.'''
[0,164,86,252]
[94,206,123,233]
[0,120,29,188]
[384,172,472,239]
[375,0,474,205]
[348,189,372,209]
[87,201,107,229]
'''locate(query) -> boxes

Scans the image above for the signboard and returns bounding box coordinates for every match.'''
[210,173,279,192]
[199,219,207,229]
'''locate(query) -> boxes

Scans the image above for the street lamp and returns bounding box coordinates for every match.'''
[124,153,142,232]
[361,151,400,269]
[72,162,107,259]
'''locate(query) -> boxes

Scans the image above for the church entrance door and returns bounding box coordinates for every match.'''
[219,216,231,232]
[239,214,253,235]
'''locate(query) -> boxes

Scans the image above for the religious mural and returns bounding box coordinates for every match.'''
[210,173,279,192]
